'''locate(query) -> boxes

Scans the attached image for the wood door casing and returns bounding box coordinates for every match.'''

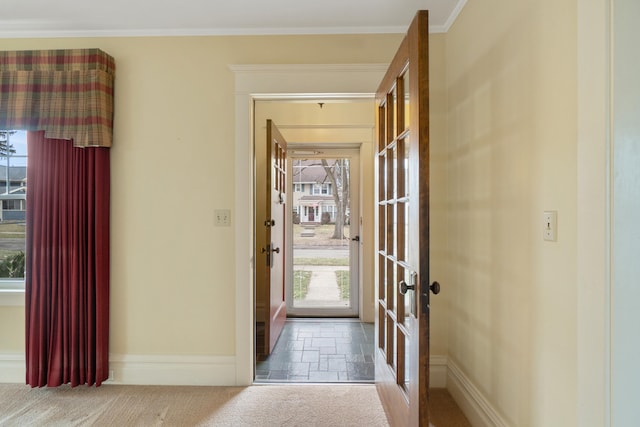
[375,11,431,427]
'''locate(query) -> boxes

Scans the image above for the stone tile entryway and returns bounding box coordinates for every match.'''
[255,320,375,383]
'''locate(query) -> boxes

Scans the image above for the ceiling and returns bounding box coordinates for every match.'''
[1,0,466,38]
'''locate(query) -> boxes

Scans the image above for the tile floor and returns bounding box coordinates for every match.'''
[255,319,375,383]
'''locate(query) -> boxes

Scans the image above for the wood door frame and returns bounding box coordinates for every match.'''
[231,64,387,384]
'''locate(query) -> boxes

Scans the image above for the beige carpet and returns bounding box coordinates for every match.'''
[0,383,469,426]
[0,384,388,426]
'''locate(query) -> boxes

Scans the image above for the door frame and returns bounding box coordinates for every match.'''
[231,63,386,384]
[286,145,361,318]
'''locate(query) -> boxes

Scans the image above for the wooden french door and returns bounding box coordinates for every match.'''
[257,120,287,358]
[375,11,437,426]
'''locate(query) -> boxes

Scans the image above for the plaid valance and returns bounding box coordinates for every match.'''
[0,48,115,147]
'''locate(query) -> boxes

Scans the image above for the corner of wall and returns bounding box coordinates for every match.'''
[446,358,509,427]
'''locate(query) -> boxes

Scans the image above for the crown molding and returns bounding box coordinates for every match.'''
[443,0,468,32]
[0,1,467,39]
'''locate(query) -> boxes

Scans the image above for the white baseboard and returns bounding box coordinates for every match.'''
[0,353,237,386]
[446,358,509,427]
[430,355,448,388]
[0,354,25,383]
[107,354,454,388]
[108,354,237,386]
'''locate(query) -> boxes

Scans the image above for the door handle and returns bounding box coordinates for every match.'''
[430,281,441,294]
[399,280,414,295]
[261,245,271,266]
[270,245,280,267]
[261,244,280,267]
[399,280,441,295]
[351,235,360,242]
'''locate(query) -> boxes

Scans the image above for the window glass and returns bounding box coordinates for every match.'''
[0,130,27,280]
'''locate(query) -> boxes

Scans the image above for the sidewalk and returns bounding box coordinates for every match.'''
[295,265,349,308]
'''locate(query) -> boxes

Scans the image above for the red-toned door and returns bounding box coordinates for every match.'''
[261,119,287,356]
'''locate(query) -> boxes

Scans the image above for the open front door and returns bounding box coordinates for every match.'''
[375,11,437,426]
[258,120,288,358]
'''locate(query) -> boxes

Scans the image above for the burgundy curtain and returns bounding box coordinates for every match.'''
[25,131,110,387]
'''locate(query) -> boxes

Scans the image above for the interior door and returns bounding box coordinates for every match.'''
[260,119,287,357]
[375,11,437,426]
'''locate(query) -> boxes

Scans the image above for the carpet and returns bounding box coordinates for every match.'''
[0,383,389,426]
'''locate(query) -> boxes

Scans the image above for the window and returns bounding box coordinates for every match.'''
[0,130,27,281]
[312,183,331,195]
[293,183,304,192]
[321,205,335,214]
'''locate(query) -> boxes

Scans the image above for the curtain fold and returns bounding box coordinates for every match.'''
[25,130,110,387]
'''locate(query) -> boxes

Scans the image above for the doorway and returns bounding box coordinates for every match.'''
[231,65,386,384]
[252,98,376,383]
[287,149,360,318]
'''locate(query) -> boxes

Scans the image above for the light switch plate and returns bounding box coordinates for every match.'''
[543,211,557,241]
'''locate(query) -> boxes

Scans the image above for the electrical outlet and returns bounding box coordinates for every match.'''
[543,211,557,241]
[214,209,231,227]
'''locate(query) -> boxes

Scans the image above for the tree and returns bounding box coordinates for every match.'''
[321,159,349,240]
[0,131,17,157]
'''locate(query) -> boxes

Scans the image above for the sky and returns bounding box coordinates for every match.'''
[3,130,27,167]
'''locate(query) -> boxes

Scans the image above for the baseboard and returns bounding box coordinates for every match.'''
[2,347,506,424]
[446,358,509,427]
[0,354,25,383]
[108,354,237,386]
[429,355,448,388]
[0,353,237,386]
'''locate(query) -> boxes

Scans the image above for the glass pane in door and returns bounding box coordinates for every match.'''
[291,157,354,311]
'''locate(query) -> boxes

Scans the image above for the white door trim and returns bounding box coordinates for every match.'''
[231,64,386,385]
[286,147,361,318]
[576,0,611,425]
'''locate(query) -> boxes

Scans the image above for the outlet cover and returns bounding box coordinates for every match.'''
[215,209,231,227]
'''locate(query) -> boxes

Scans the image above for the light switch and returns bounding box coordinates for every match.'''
[543,211,557,241]
[215,209,231,227]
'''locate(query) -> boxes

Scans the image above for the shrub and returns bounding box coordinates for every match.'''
[321,212,331,224]
[0,251,25,278]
